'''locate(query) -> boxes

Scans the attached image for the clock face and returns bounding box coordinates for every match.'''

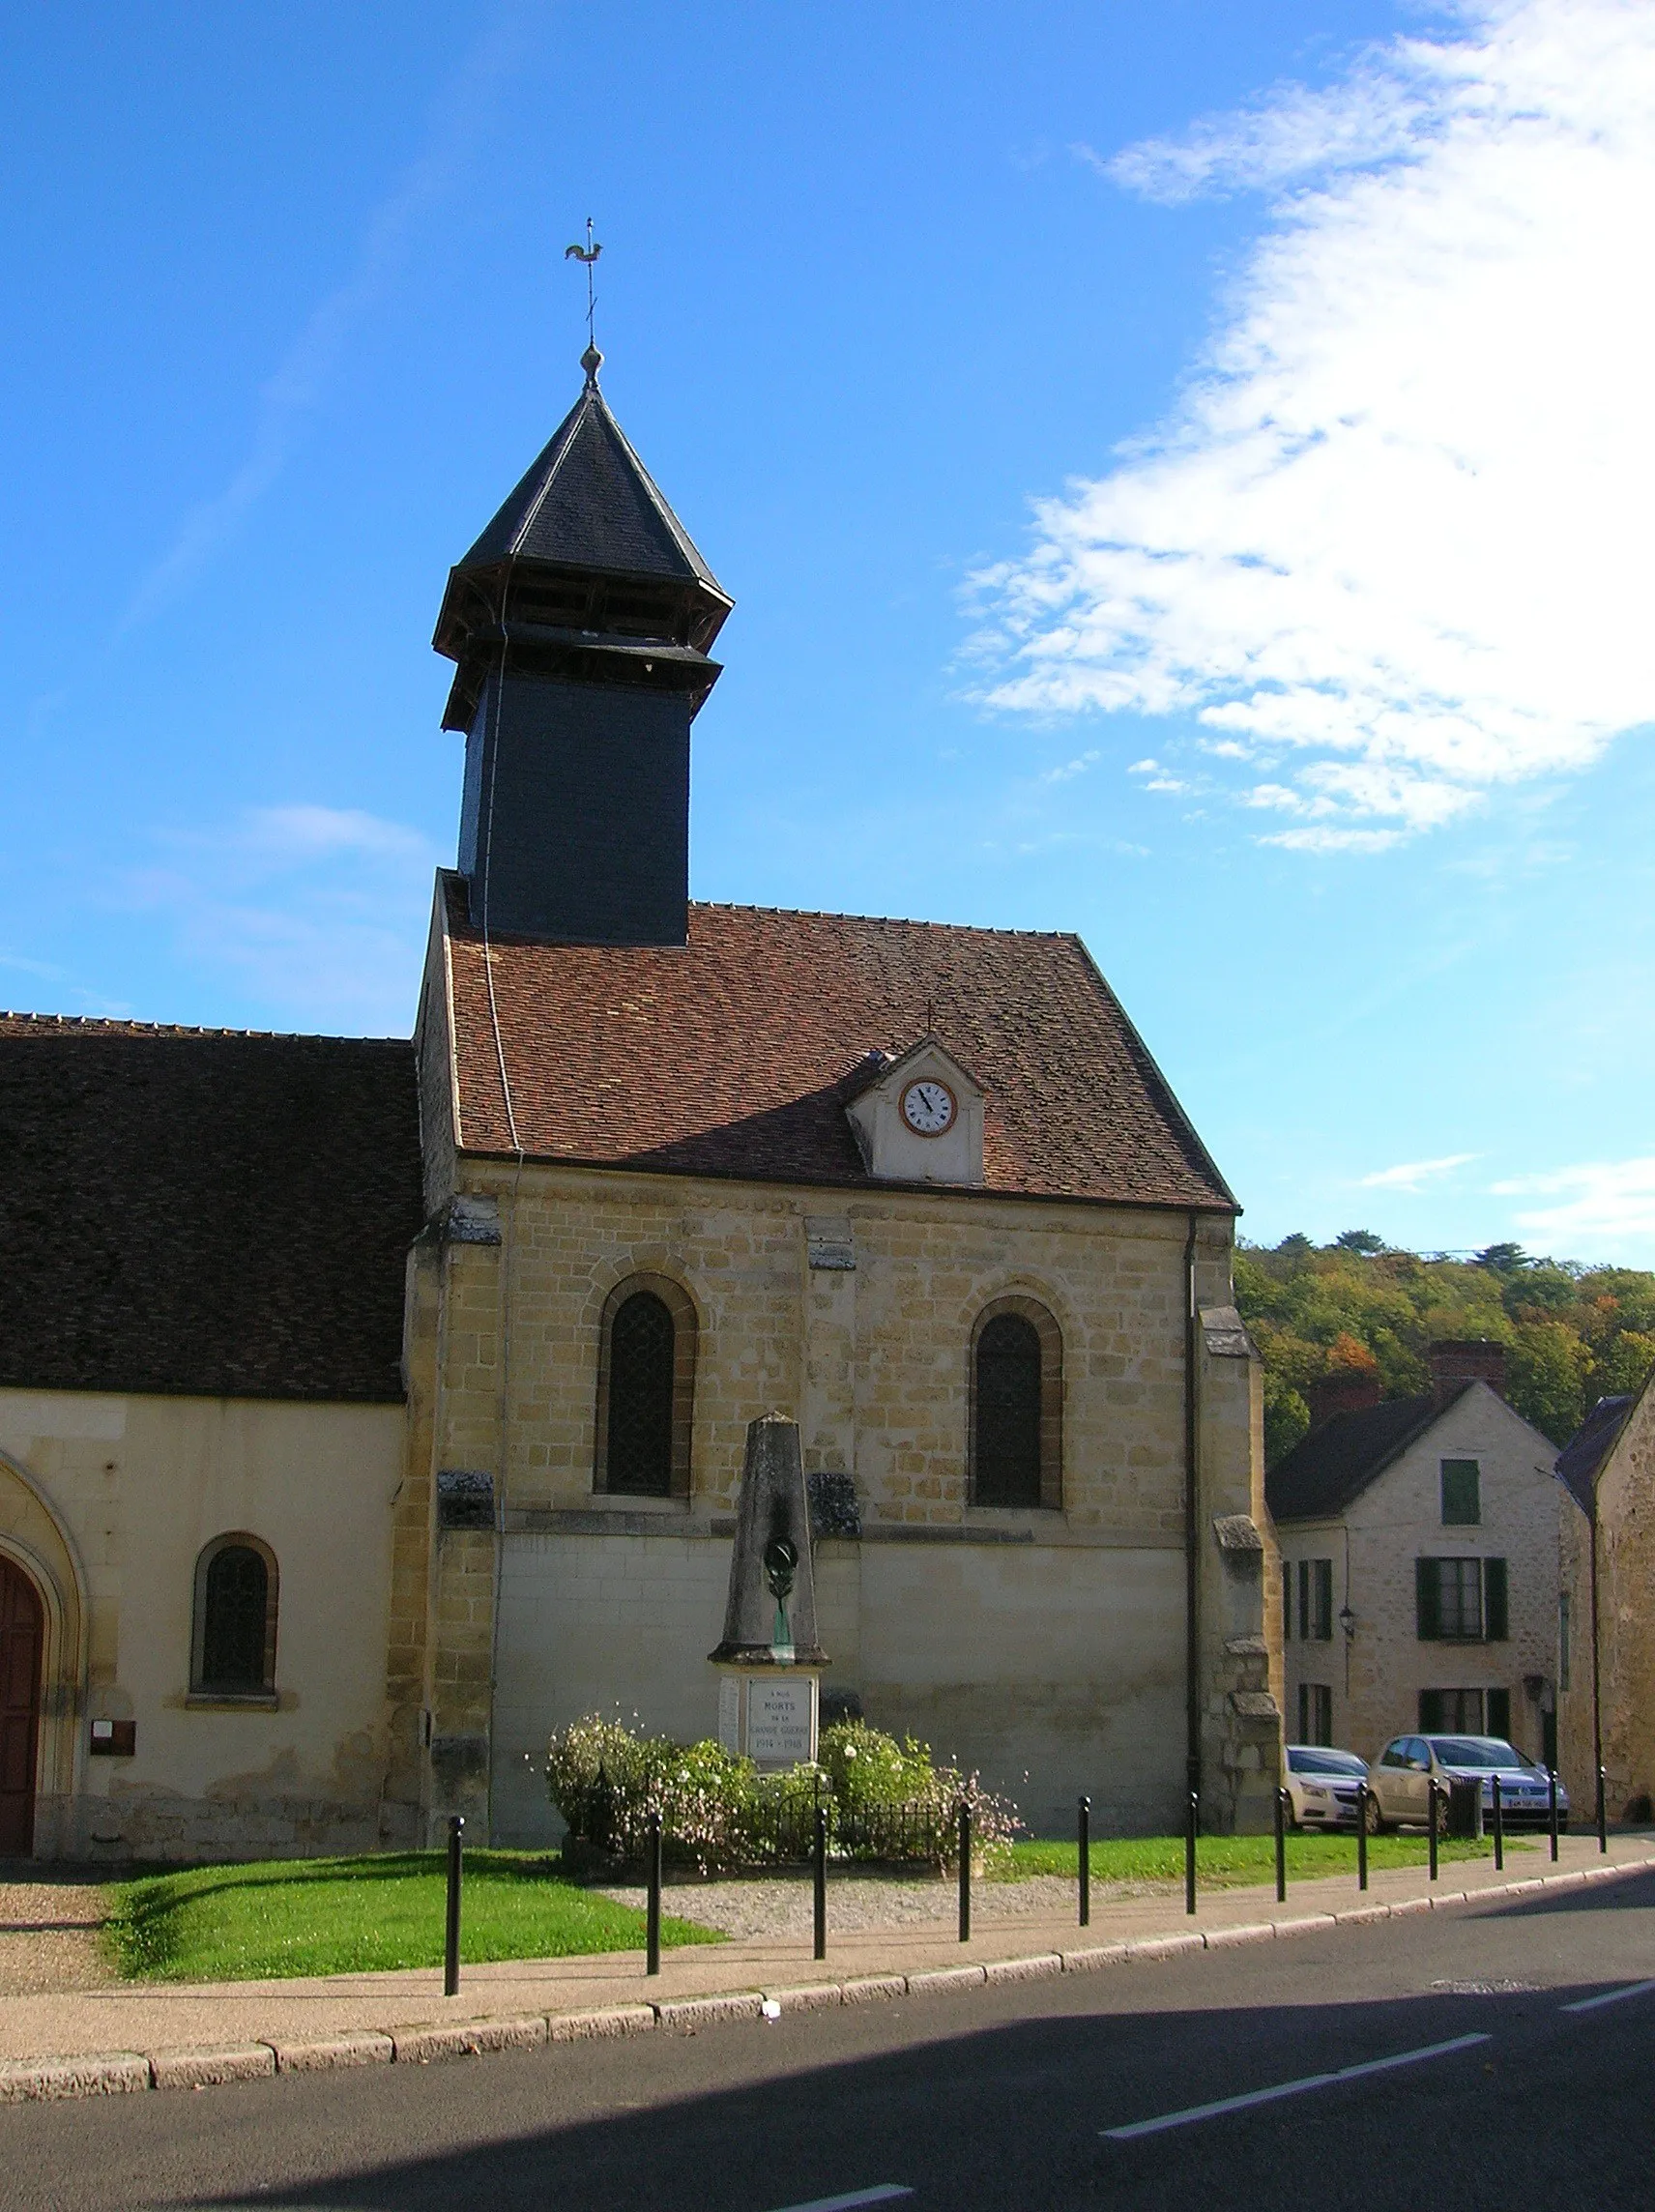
[901,1078,956,1137]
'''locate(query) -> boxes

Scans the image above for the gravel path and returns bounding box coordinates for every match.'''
[602,1870,1171,1941]
[0,1874,112,1994]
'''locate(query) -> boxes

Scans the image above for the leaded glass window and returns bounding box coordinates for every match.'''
[973,1312,1043,1507]
[200,1546,270,1691]
[605,1290,677,1496]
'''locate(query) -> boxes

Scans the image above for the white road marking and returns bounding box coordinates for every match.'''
[1560,1979,1655,2015]
[764,2190,914,2212]
[1102,2033,1493,2140]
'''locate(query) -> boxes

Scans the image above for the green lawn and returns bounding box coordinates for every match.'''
[997,1832,1526,1885]
[103,1850,725,1984]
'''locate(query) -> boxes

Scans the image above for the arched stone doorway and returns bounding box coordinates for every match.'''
[0,1557,44,1855]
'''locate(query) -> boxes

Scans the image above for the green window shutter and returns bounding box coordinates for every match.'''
[1314,1559,1334,1641]
[1440,1459,1481,1526]
[1416,1557,1441,1640]
[1487,1687,1512,1740]
[1484,1557,1509,1642]
[1419,1688,1445,1732]
[1282,1560,1293,1642]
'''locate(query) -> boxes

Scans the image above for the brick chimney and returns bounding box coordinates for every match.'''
[1428,1339,1507,1410]
[1307,1369,1382,1429]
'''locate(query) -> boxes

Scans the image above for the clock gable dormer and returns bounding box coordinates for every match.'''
[844,1038,985,1187]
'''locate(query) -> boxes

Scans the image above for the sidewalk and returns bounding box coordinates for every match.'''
[3,1832,1651,2101]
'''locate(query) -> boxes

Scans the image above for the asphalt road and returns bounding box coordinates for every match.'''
[5,1874,1655,2212]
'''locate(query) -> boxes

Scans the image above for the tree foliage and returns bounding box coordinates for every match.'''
[1236,1236,1655,1463]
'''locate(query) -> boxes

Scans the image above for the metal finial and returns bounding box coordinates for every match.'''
[564,216,602,370]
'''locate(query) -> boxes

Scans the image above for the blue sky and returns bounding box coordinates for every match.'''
[5,1,1655,1262]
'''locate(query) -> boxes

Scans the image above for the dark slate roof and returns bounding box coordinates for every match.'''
[1554,1394,1634,1520]
[0,1016,422,1403]
[1267,1391,1460,1522]
[440,877,1235,1210]
[458,379,724,589]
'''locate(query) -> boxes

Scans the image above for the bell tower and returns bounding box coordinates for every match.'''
[433,346,731,946]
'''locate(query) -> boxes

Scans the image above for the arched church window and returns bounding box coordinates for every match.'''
[595,1276,697,1499]
[971,1298,1063,1509]
[190,1535,279,1699]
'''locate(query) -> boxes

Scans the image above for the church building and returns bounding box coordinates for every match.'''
[0,346,1280,1859]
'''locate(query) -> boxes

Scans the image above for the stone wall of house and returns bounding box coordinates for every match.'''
[406,1161,1278,1843]
[1278,1385,1559,1766]
[0,1389,403,1861]
[1557,1380,1655,1820]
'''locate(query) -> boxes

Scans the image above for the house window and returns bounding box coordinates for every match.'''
[1440,1459,1481,1526]
[1416,1557,1508,1642]
[1298,1682,1333,1745]
[595,1276,697,1499]
[1295,1558,1333,1642]
[969,1297,1062,1509]
[1419,1687,1511,1737]
[190,1535,278,1698]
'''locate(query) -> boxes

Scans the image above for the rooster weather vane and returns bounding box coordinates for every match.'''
[565,218,603,380]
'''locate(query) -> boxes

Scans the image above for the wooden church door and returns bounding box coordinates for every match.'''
[0,1557,43,1856]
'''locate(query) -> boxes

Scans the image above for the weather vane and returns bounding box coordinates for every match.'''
[565,217,602,379]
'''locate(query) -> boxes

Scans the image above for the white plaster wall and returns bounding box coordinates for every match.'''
[490,1527,1185,1846]
[0,1387,402,1858]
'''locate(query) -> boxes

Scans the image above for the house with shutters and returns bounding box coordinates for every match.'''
[1266,1342,1561,1765]
[1554,1374,1655,1826]
[0,342,1283,1858]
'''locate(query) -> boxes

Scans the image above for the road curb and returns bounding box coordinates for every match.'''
[5,1850,1651,2104]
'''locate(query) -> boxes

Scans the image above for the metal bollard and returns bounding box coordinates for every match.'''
[1598,1764,1609,1853]
[813,1806,828,1963]
[1078,1795,1091,1927]
[1355,1783,1369,1891]
[1548,1768,1559,1862]
[958,1802,973,1943]
[1185,1791,1198,1916]
[443,1813,464,1998]
[1273,1785,1288,1904]
[646,1809,662,1976]
[1428,1780,1439,1883]
[1492,1774,1504,1871]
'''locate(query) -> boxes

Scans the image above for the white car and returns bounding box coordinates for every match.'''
[1284,1744,1368,1829]
[1366,1733,1569,1832]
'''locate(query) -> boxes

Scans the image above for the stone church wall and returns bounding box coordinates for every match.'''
[0,1388,401,1861]
[407,1161,1275,1843]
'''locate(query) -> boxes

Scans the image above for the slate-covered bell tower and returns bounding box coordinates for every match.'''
[433,346,731,946]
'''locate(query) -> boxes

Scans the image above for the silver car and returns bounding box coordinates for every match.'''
[1366,1732,1568,1832]
[1284,1744,1367,1829]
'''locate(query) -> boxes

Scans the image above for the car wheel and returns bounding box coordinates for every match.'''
[1364,1794,1390,1836]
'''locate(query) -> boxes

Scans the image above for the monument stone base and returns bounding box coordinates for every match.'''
[715,1667,821,1769]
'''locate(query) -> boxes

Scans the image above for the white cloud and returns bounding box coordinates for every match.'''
[121,804,438,1032]
[1360,1151,1478,1192]
[973,1,1655,845]
[1493,1157,1655,1256]
[1041,748,1101,783]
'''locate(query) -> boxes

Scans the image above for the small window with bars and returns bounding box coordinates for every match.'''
[190,1535,278,1698]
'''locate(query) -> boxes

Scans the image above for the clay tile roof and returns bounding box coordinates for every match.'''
[0,1016,422,1402]
[1265,1393,1448,1521]
[440,876,1234,1209]
[1554,1393,1635,1520]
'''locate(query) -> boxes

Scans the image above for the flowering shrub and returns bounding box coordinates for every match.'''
[545,1711,1019,1874]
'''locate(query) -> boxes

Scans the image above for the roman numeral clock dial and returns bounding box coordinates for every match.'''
[900,1079,956,1136]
